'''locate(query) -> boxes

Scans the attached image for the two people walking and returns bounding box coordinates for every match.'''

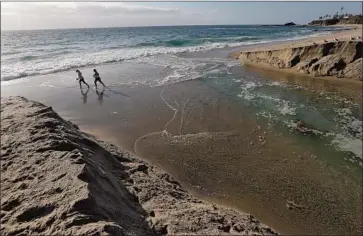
[76,69,105,89]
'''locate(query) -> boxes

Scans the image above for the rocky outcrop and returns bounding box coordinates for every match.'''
[0,96,276,236]
[284,22,296,26]
[233,41,362,80]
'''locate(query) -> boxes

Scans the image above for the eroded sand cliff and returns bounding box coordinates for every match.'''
[233,41,362,80]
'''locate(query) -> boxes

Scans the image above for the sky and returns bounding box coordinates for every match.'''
[1,1,362,30]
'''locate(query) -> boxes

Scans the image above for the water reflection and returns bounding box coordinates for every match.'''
[96,87,105,106]
[80,86,89,104]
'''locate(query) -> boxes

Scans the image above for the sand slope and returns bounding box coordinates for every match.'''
[0,96,276,235]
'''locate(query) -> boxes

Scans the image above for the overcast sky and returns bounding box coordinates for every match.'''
[1,2,362,30]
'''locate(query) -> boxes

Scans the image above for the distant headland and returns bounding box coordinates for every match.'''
[308,9,362,26]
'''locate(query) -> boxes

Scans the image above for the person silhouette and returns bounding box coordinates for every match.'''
[76,69,89,88]
[93,69,105,89]
[80,86,89,104]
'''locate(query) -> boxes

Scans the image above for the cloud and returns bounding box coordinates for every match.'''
[1,2,208,30]
[1,2,180,17]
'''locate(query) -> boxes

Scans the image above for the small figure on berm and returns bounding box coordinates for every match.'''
[93,69,105,89]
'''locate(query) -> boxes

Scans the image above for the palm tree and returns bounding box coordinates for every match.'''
[341,6,344,15]
[319,16,322,20]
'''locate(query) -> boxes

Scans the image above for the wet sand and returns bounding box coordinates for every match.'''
[2,66,362,234]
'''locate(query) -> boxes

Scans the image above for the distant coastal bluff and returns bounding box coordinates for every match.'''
[308,14,362,26]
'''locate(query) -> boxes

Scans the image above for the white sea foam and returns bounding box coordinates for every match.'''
[133,55,239,87]
[268,81,283,87]
[331,134,362,159]
[278,101,296,116]
[236,81,261,101]
[334,107,362,139]
[257,110,278,121]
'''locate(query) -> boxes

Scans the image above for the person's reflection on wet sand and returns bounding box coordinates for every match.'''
[80,86,89,104]
[96,87,105,106]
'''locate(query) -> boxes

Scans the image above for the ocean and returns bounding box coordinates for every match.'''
[1,25,340,81]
